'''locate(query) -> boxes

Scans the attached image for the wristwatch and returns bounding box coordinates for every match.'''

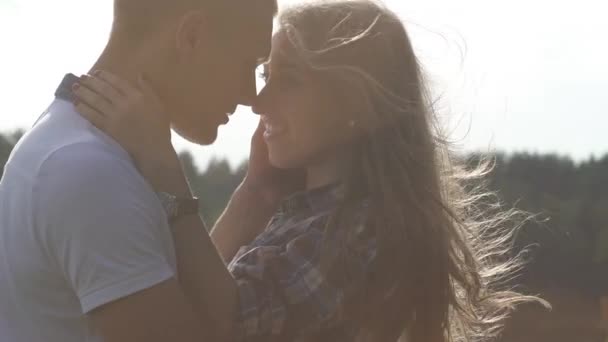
[156,192,200,222]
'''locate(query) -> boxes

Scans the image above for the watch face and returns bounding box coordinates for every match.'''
[157,192,177,218]
[157,192,171,205]
[178,197,200,217]
[157,192,199,220]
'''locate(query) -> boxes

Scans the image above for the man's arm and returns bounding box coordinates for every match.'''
[89,280,209,342]
[38,144,214,342]
[68,71,293,340]
[171,215,240,340]
[144,130,304,339]
[139,152,242,341]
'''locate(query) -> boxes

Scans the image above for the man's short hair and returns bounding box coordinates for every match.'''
[112,0,277,40]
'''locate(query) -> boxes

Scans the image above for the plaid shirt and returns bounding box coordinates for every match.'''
[228,184,376,342]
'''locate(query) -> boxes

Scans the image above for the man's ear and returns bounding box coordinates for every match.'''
[175,10,209,59]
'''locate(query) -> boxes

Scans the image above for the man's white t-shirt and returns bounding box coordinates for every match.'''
[0,99,177,342]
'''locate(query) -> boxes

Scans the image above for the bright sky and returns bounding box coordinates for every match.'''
[1,0,606,169]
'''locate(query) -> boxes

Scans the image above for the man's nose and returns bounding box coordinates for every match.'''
[238,70,257,107]
[251,83,269,116]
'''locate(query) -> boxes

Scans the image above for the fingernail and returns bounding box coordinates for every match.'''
[93,70,101,76]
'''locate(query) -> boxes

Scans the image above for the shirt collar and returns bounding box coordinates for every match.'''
[55,73,79,102]
[32,73,80,128]
[30,73,131,160]
[279,182,344,215]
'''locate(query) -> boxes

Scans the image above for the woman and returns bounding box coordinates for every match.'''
[73,0,535,340]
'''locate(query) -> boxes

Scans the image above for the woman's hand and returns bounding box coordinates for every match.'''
[73,71,187,194]
[242,119,306,205]
[210,120,305,261]
[73,71,172,160]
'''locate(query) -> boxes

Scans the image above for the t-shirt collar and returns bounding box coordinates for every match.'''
[54,73,79,102]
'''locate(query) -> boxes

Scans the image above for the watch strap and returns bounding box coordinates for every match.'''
[157,191,200,222]
[176,196,200,218]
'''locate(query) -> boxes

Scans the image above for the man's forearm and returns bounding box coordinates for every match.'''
[211,183,279,263]
[171,182,278,340]
[171,215,238,341]
[142,157,238,340]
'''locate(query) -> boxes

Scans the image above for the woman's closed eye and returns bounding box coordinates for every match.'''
[257,62,303,87]
[263,72,303,88]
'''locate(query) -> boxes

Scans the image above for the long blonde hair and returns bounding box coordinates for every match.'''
[278,1,541,341]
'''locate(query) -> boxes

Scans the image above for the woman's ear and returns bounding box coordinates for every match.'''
[174,10,209,60]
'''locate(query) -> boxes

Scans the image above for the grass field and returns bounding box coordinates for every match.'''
[500,288,606,342]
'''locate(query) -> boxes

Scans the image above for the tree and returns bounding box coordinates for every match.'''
[0,130,24,175]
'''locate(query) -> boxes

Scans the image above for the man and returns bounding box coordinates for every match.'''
[0,0,276,341]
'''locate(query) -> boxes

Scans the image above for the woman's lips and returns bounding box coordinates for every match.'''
[261,116,287,139]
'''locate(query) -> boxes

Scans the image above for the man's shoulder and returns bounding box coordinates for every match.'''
[40,140,132,178]
[5,99,161,218]
[37,140,154,201]
[7,100,132,180]
[35,140,165,230]
[21,133,137,194]
[29,112,153,205]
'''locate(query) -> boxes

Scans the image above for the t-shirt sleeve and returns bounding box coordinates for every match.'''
[36,143,175,313]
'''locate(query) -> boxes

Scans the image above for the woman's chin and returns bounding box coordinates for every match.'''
[269,152,303,170]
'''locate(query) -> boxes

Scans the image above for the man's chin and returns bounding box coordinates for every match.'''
[173,127,219,146]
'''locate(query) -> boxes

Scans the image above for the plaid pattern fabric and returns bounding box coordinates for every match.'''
[228,184,376,342]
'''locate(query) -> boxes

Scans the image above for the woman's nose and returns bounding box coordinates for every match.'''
[238,70,257,107]
[251,96,263,116]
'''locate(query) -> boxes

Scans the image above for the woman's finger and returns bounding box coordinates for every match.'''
[252,118,266,144]
[94,70,137,95]
[72,83,113,116]
[80,74,124,104]
[74,101,107,131]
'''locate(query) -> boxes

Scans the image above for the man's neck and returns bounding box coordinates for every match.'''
[89,41,144,88]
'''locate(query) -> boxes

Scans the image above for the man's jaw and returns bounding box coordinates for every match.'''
[220,106,238,125]
[218,111,231,125]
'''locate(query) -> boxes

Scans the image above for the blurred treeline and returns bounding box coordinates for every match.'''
[472,153,607,294]
[2,131,606,296]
